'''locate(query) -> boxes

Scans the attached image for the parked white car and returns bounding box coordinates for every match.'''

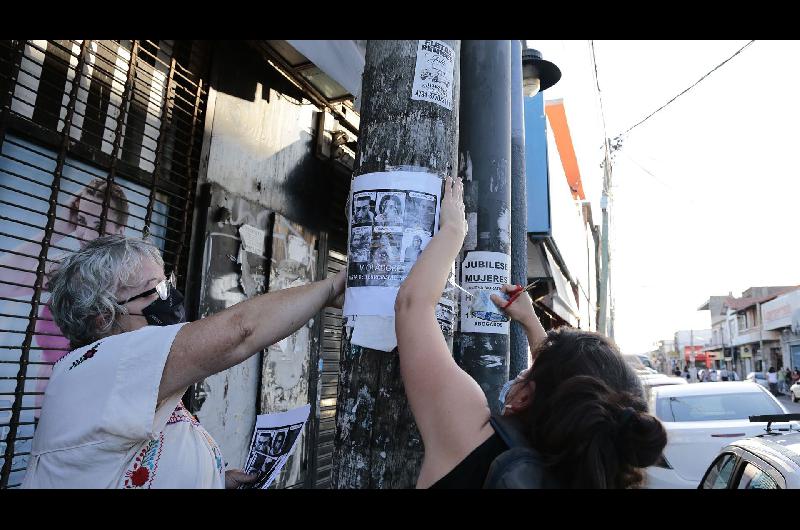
[746,372,769,389]
[645,382,791,488]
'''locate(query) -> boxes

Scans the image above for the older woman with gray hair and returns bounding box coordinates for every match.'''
[22,235,345,488]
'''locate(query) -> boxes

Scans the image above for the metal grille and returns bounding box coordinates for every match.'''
[0,39,210,488]
[313,249,346,488]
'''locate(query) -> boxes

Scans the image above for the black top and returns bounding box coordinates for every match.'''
[429,431,508,489]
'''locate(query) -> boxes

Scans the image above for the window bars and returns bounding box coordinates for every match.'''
[0,39,210,488]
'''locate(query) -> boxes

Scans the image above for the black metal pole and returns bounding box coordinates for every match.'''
[509,39,528,378]
[456,40,512,413]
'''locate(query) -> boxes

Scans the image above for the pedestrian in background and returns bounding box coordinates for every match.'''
[767,367,779,396]
[778,367,787,393]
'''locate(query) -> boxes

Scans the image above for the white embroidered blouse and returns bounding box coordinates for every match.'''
[21,323,225,489]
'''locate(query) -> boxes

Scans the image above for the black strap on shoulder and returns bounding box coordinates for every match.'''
[489,413,530,448]
[484,412,561,489]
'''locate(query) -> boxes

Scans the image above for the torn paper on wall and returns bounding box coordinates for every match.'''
[343,170,442,318]
[350,315,398,351]
[241,405,311,489]
[238,223,266,256]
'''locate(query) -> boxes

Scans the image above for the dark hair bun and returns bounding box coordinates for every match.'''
[529,375,667,488]
[616,406,667,470]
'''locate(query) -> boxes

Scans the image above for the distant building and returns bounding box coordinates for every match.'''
[701,286,798,378]
[760,288,800,370]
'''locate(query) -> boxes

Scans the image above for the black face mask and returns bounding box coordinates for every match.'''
[142,284,186,326]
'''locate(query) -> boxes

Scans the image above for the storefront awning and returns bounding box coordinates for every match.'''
[543,245,579,327]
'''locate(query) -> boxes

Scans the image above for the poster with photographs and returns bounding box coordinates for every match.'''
[241,404,311,489]
[343,171,442,318]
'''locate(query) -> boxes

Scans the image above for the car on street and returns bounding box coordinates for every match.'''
[746,371,769,389]
[699,414,800,489]
[639,372,687,399]
[623,354,657,373]
[645,382,792,488]
[640,373,687,387]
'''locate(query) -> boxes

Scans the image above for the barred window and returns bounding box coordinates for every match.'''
[0,39,210,488]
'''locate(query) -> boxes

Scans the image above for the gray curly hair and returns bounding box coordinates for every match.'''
[47,235,164,349]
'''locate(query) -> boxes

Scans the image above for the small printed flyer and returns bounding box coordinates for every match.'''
[411,40,455,110]
[241,404,311,489]
[460,251,511,334]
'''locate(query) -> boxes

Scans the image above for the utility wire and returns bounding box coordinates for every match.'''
[618,150,698,206]
[590,40,609,143]
[620,40,755,137]
[590,40,612,194]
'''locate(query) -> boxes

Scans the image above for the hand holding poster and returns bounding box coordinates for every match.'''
[241,404,311,489]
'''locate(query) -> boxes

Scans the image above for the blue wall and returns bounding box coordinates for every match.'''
[524,92,550,235]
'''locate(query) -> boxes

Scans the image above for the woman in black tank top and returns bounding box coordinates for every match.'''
[395,177,667,489]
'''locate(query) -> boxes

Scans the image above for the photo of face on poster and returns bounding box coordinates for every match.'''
[269,428,288,456]
[245,430,280,488]
[241,406,310,489]
[350,225,372,263]
[402,229,431,270]
[366,228,403,287]
[242,418,308,489]
[404,191,437,233]
[352,191,375,226]
[375,192,405,227]
[371,228,402,268]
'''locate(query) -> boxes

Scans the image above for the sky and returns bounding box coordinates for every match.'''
[529,40,800,354]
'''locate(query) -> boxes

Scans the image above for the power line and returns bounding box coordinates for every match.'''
[620,40,755,137]
[590,40,613,194]
[590,40,609,143]
[618,150,698,205]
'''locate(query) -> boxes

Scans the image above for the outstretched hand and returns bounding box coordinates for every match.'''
[327,269,346,309]
[439,176,467,241]
[491,284,538,328]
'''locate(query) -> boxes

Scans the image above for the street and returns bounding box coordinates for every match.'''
[777,394,800,414]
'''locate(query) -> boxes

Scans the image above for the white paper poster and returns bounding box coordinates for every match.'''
[238,223,266,256]
[460,251,511,334]
[241,404,311,489]
[411,40,455,110]
[343,171,442,318]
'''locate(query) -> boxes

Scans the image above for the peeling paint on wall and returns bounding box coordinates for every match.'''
[260,214,317,489]
[479,354,503,368]
[194,191,271,469]
[497,207,511,248]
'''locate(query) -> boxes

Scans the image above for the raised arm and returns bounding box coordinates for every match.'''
[394,176,495,487]
[158,269,345,402]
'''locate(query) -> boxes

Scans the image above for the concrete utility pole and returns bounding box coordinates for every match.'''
[332,40,460,489]
[509,40,529,378]
[456,40,512,412]
[597,140,611,336]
